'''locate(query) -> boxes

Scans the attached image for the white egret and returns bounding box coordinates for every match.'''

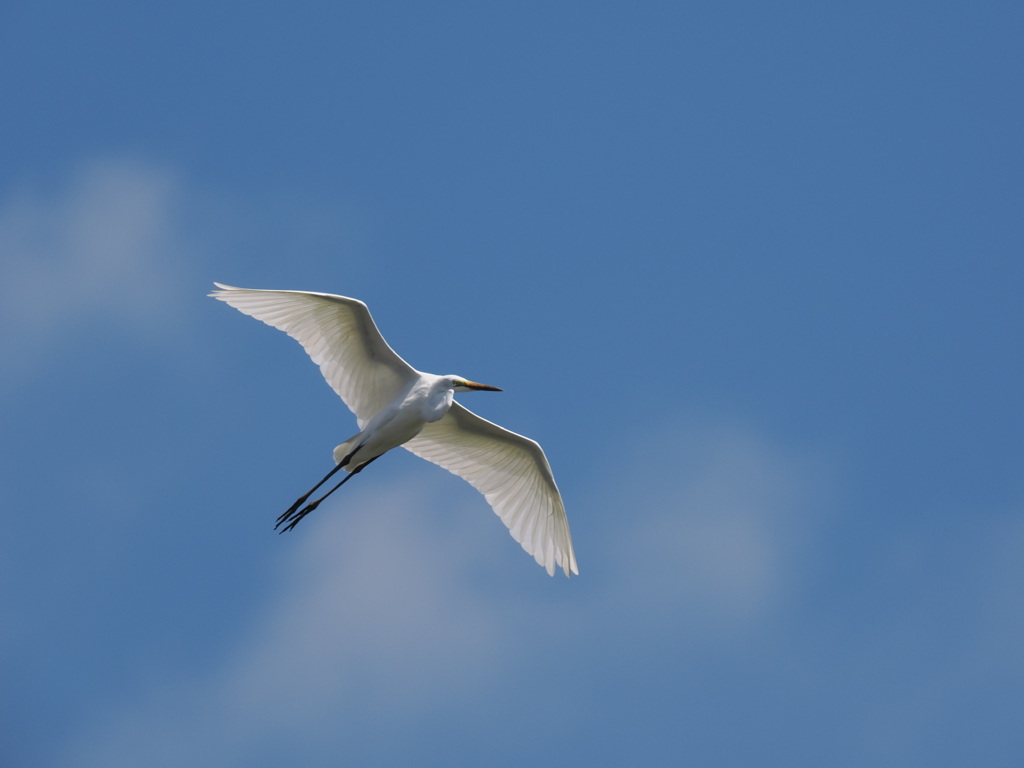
[210,283,578,577]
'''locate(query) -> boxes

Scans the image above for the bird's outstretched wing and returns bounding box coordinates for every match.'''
[209,284,417,426]
[403,402,578,577]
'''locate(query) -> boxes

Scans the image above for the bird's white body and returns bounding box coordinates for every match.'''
[210,283,578,577]
[336,374,465,470]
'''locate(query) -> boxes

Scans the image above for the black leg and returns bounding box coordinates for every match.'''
[275,455,381,533]
[275,450,357,528]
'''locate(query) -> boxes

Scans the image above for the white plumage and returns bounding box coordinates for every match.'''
[210,283,578,577]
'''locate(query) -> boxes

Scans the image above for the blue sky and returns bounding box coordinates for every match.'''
[2,1,1022,766]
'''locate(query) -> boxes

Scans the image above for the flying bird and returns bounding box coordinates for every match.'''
[210,283,578,577]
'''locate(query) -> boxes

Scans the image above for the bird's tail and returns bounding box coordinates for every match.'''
[332,434,362,470]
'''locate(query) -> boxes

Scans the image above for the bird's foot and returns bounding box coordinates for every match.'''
[275,499,319,533]
[275,494,311,528]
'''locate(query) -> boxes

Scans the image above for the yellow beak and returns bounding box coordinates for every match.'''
[461,380,503,391]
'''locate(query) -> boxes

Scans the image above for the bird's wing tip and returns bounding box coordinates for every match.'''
[543,551,578,577]
[209,282,244,299]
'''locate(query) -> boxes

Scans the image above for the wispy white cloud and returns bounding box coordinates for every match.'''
[59,420,832,766]
[0,159,188,383]
[595,420,830,628]
[214,483,508,721]
[977,512,1024,674]
[63,478,513,766]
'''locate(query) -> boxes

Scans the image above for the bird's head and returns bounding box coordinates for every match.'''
[449,376,503,393]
